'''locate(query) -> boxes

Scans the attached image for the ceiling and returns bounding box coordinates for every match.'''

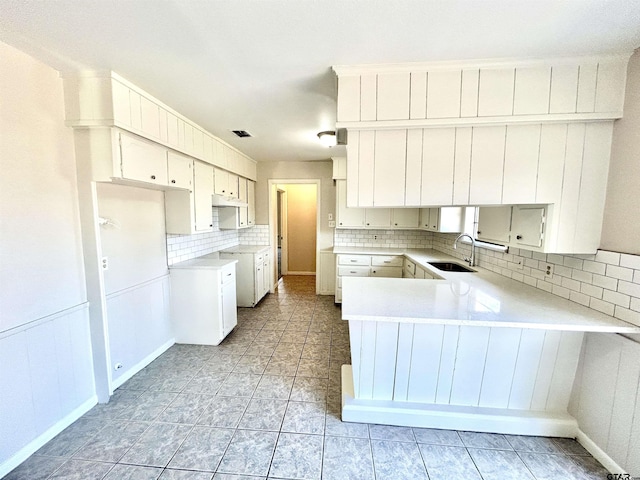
[1,1,640,163]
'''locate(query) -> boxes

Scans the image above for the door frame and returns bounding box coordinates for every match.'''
[277,188,288,278]
[268,179,321,293]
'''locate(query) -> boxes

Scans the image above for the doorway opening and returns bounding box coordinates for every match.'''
[269,179,321,292]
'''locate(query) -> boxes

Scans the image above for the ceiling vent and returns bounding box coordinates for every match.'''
[231,130,252,138]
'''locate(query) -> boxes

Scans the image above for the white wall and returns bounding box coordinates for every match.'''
[96,183,173,386]
[0,41,95,475]
[601,48,640,255]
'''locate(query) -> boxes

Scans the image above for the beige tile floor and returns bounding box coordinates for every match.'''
[6,275,611,479]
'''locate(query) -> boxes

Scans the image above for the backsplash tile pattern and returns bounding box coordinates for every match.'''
[334,228,434,249]
[166,209,239,265]
[432,232,640,328]
[238,224,270,245]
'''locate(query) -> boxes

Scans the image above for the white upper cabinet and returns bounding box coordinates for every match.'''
[333,55,629,126]
[119,132,168,186]
[377,73,410,120]
[421,128,456,205]
[513,67,551,115]
[427,71,462,119]
[167,151,193,190]
[63,72,257,182]
[193,161,214,232]
[391,209,420,229]
[478,68,515,117]
[469,126,506,205]
[477,206,512,244]
[502,125,541,204]
[374,130,406,206]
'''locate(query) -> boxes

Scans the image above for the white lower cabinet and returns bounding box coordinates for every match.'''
[169,260,238,345]
[335,254,403,303]
[220,246,271,307]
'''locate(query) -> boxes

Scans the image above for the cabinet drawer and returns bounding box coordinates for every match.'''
[371,255,403,267]
[404,260,416,276]
[338,266,371,277]
[338,255,371,266]
[370,266,403,278]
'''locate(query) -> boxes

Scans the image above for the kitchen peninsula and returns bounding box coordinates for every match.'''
[338,248,640,437]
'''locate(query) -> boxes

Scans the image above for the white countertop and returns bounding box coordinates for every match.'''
[221,245,270,254]
[337,247,640,333]
[169,253,238,270]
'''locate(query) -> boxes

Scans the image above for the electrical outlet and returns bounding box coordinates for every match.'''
[545,264,553,276]
[328,220,336,228]
[102,257,109,271]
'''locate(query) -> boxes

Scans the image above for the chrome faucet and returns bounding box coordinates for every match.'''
[454,233,476,267]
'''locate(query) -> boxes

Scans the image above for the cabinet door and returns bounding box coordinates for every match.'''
[421,128,456,205]
[247,180,256,226]
[469,126,507,204]
[227,173,239,198]
[238,177,248,202]
[255,263,265,304]
[194,162,214,231]
[119,132,168,185]
[263,257,270,296]
[221,272,238,336]
[214,168,229,195]
[511,206,545,248]
[419,208,433,230]
[336,180,364,227]
[391,209,420,228]
[167,151,193,189]
[364,208,391,228]
[477,206,512,244]
[374,130,407,206]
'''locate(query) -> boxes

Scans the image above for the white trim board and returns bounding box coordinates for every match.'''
[0,396,97,479]
[341,365,578,437]
[110,338,175,391]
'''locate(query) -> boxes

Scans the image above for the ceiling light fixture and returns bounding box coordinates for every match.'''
[317,130,337,147]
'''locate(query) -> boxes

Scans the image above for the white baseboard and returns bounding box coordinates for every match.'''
[341,365,578,437]
[576,429,627,474]
[0,395,97,478]
[110,338,175,391]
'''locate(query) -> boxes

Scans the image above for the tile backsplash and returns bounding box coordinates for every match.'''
[239,224,270,245]
[166,210,270,265]
[432,232,640,328]
[334,228,433,249]
[166,209,239,265]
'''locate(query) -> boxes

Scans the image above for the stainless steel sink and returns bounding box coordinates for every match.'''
[428,261,475,273]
